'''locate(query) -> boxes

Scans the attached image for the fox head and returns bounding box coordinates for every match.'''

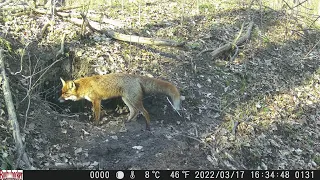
[59,78,79,102]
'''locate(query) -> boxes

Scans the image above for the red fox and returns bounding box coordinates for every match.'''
[59,73,181,130]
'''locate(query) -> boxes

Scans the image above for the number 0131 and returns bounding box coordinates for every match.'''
[295,171,314,179]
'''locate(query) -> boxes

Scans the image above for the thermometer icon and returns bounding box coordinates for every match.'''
[130,171,135,179]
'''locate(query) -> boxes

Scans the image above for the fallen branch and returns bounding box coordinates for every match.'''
[74,15,185,47]
[27,6,183,47]
[105,29,186,47]
[56,5,83,12]
[198,21,254,59]
[32,7,51,15]
[0,49,34,169]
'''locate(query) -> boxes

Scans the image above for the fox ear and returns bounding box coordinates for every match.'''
[60,77,66,86]
[70,81,77,90]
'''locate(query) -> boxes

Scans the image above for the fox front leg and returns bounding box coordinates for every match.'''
[92,99,101,125]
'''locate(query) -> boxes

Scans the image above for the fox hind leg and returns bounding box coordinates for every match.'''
[122,97,139,121]
[122,92,151,130]
[136,101,151,131]
[130,94,151,130]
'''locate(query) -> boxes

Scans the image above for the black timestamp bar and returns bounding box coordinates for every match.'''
[23,170,319,180]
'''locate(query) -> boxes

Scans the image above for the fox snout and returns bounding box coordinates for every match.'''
[58,96,65,103]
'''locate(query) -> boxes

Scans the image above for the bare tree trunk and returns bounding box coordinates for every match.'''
[0,49,34,169]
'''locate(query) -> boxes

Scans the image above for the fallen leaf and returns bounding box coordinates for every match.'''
[74,148,82,155]
[81,129,90,135]
[132,146,143,150]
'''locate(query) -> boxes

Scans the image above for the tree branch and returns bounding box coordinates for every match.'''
[197,21,254,59]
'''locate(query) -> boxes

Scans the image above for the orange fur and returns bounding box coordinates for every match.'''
[59,73,181,130]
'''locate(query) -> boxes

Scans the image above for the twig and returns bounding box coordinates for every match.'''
[231,121,239,135]
[19,56,49,80]
[309,15,320,28]
[282,0,292,9]
[302,38,320,59]
[221,96,242,112]
[292,0,309,9]
[179,133,214,149]
[20,57,63,103]
[13,42,29,75]
[166,97,181,116]
[24,53,33,129]
[232,22,245,45]
[179,133,204,144]
[230,44,239,62]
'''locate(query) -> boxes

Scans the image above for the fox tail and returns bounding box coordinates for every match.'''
[140,77,181,110]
